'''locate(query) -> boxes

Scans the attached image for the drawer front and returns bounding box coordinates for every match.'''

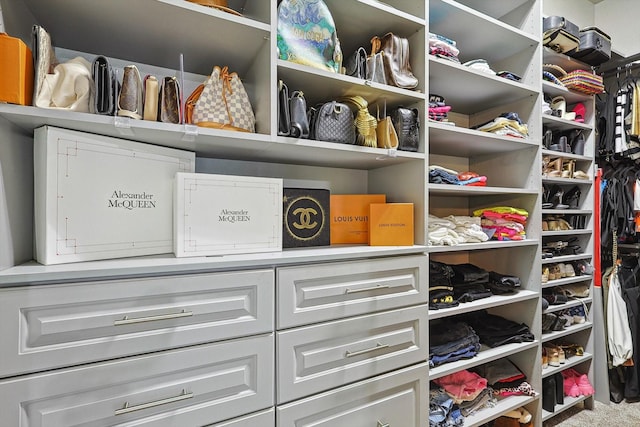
[276,305,428,403]
[277,255,427,329]
[277,363,428,427]
[208,409,274,426]
[0,269,274,377]
[0,334,274,427]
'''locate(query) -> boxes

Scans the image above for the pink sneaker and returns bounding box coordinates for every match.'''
[576,374,594,396]
[563,375,581,397]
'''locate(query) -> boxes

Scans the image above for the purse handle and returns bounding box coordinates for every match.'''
[370,36,381,56]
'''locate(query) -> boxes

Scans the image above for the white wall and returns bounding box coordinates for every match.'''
[545,0,640,58]
[594,0,639,57]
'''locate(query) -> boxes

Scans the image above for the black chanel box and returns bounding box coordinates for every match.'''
[283,186,330,248]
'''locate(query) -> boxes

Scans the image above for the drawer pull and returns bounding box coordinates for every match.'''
[345,284,390,294]
[114,309,193,326]
[115,389,193,415]
[345,342,389,358]
[377,421,390,427]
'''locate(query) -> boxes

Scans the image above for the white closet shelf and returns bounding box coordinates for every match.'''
[429,341,539,381]
[429,121,538,156]
[542,230,594,238]
[542,276,593,289]
[429,57,539,115]
[542,176,593,185]
[428,185,538,196]
[429,0,538,61]
[543,298,592,315]
[543,48,594,73]
[542,394,592,422]
[429,240,538,253]
[542,353,593,379]
[0,245,428,287]
[542,115,593,131]
[542,254,592,265]
[543,82,594,104]
[541,150,593,162]
[542,209,591,215]
[0,105,423,169]
[464,395,538,427]
[277,60,425,106]
[429,290,538,320]
[18,0,270,76]
[542,322,593,343]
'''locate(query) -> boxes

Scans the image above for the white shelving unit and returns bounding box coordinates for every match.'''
[427,1,544,426]
[541,47,597,421]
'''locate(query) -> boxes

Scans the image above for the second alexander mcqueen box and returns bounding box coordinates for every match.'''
[34,126,195,265]
[174,173,283,257]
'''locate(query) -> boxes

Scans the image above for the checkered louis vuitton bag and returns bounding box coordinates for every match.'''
[191,66,255,132]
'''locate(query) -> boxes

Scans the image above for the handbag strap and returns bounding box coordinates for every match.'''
[370,36,381,56]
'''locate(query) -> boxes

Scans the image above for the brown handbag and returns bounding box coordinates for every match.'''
[373,33,419,89]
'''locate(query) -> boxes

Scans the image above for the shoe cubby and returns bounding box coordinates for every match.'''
[540,44,596,422]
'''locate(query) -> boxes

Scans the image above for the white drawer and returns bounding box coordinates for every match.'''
[276,305,428,403]
[277,254,427,329]
[0,269,273,377]
[0,334,274,427]
[277,362,428,427]
[208,409,274,426]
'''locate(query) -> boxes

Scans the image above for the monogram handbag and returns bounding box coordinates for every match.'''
[391,106,420,151]
[374,33,419,89]
[158,76,181,124]
[308,101,356,145]
[191,66,255,132]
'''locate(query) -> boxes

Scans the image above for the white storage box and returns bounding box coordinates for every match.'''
[34,126,195,265]
[174,172,282,257]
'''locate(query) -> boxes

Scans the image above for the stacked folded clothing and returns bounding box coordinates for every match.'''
[429,32,460,63]
[473,206,529,241]
[432,370,490,417]
[473,112,529,138]
[457,309,535,348]
[450,263,492,303]
[463,59,496,75]
[429,94,453,123]
[473,359,538,398]
[429,260,458,310]
[429,387,464,427]
[429,165,487,186]
[428,214,490,246]
[430,321,480,367]
[488,271,521,294]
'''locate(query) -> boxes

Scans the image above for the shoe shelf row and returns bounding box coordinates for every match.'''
[427,0,543,426]
[540,43,596,421]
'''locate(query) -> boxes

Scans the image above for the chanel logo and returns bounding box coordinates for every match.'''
[293,207,318,230]
[285,195,325,241]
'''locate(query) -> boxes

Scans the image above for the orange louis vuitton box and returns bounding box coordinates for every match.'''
[0,33,34,106]
[368,203,414,246]
[330,194,385,244]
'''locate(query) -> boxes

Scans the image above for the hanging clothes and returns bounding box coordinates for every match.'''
[607,267,634,367]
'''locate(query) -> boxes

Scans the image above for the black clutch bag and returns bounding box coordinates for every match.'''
[92,56,118,115]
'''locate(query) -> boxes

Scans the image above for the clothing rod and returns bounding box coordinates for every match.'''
[599,51,640,76]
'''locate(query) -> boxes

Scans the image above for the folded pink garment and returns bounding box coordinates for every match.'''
[433,370,488,403]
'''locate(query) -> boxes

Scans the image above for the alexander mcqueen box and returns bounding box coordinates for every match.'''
[283,187,330,248]
[34,126,195,265]
[330,194,386,244]
[175,173,282,257]
[0,33,34,106]
[368,203,414,246]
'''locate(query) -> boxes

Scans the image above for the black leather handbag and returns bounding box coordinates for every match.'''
[278,80,310,138]
[92,56,118,115]
[308,101,356,145]
[391,106,420,151]
[345,47,367,79]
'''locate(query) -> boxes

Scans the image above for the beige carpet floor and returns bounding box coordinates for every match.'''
[543,400,640,426]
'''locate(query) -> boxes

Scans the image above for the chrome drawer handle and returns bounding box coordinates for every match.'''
[345,284,390,294]
[345,342,390,358]
[114,309,193,326]
[377,421,390,427]
[115,389,193,415]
